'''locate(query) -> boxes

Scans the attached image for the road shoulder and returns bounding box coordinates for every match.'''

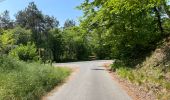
[42,67,79,100]
[104,64,156,100]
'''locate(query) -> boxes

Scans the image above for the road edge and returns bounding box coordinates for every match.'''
[103,64,156,100]
[41,67,79,100]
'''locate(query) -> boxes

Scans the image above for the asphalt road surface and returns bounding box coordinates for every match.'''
[45,60,132,100]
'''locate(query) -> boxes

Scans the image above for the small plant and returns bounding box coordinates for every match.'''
[111,60,126,71]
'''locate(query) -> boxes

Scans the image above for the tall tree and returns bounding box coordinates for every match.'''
[64,19,76,28]
[15,2,59,48]
[78,0,170,64]
[15,2,59,62]
[16,2,44,47]
[0,10,13,29]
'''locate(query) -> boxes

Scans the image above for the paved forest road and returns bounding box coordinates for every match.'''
[45,60,132,100]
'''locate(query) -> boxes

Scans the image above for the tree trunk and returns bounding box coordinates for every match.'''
[154,7,164,35]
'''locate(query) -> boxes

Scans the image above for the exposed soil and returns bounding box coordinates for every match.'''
[103,64,157,100]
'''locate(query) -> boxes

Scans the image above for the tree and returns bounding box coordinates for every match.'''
[0,10,13,29]
[48,29,64,62]
[0,27,31,54]
[78,0,170,65]
[62,26,91,61]
[9,42,38,61]
[15,2,60,62]
[64,19,76,28]
[11,26,32,45]
[15,2,59,48]
[16,2,44,46]
[0,30,15,54]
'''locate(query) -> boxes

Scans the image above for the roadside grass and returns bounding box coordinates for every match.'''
[0,56,71,100]
[111,62,170,100]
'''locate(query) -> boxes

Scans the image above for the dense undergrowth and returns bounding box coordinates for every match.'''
[111,45,170,100]
[0,56,71,100]
[112,65,170,99]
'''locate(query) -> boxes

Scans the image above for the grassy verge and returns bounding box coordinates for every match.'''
[0,56,71,100]
[111,62,170,100]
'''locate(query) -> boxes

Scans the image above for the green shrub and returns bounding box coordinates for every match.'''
[111,60,126,71]
[0,30,15,54]
[9,42,38,61]
[12,26,31,45]
[114,62,170,100]
[0,55,20,71]
[116,67,132,78]
[0,56,71,100]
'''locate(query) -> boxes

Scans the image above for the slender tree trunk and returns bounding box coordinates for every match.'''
[154,7,164,35]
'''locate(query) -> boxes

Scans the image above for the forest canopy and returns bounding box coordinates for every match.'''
[0,2,91,62]
[78,0,170,65]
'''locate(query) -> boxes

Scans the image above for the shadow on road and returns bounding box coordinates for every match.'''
[91,68,105,71]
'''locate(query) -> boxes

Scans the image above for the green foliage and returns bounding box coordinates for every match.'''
[0,56,71,100]
[12,26,32,45]
[0,29,15,54]
[0,2,92,62]
[0,10,13,29]
[117,68,136,83]
[62,26,91,61]
[64,19,76,28]
[9,43,38,61]
[0,0,169,99]
[79,0,170,64]
[48,29,64,62]
[0,27,31,54]
[162,18,170,34]
[111,60,126,71]
[75,40,90,60]
[0,55,20,71]
[16,2,59,48]
[113,62,170,99]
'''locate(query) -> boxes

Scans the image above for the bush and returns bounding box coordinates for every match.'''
[0,30,15,54]
[111,60,126,71]
[9,42,38,61]
[0,27,31,54]
[0,55,20,71]
[12,26,32,45]
[113,61,170,99]
[0,56,71,100]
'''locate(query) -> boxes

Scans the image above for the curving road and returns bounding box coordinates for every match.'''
[44,60,132,100]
